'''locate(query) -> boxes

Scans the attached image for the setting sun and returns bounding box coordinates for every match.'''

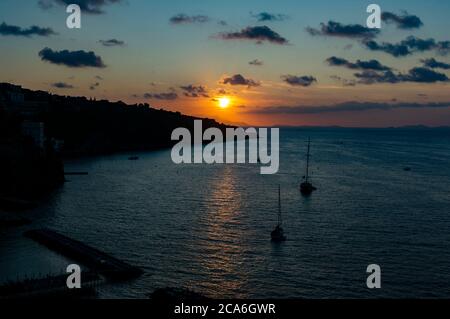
[218,97,231,109]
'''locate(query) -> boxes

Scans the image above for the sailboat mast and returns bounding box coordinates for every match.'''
[305,138,311,183]
[278,185,282,226]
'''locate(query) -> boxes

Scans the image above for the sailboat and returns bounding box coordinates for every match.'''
[271,185,287,242]
[300,137,317,196]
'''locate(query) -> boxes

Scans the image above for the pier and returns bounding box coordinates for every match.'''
[25,229,143,280]
[0,272,100,299]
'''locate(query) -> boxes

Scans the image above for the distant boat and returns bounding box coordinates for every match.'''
[128,156,139,161]
[300,137,317,196]
[271,185,287,242]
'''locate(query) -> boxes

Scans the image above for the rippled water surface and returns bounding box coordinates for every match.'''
[1,128,450,298]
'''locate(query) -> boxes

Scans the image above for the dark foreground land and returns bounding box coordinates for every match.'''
[0,83,228,209]
[0,111,64,206]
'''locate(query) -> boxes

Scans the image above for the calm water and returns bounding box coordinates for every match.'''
[1,128,450,298]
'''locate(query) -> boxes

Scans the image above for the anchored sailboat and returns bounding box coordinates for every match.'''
[300,137,317,196]
[271,185,287,242]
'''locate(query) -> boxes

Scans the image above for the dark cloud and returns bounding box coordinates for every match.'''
[421,58,450,70]
[247,101,450,115]
[143,92,178,100]
[403,67,449,83]
[39,47,106,68]
[222,74,260,87]
[354,67,449,84]
[179,85,209,98]
[0,22,56,37]
[98,39,125,47]
[364,36,450,57]
[216,88,230,95]
[381,11,423,29]
[89,82,100,90]
[281,75,317,87]
[306,21,379,39]
[170,14,210,24]
[218,26,289,45]
[354,70,403,84]
[51,82,74,89]
[38,0,122,14]
[326,56,392,71]
[440,41,450,53]
[330,75,357,87]
[364,40,409,57]
[252,12,288,22]
[249,59,264,66]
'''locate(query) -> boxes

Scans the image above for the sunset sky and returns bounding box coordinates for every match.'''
[1,0,450,127]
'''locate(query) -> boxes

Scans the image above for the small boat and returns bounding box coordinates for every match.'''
[128,156,139,161]
[271,185,287,242]
[300,137,317,196]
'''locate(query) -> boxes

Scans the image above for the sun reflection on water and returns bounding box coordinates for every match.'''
[191,166,251,298]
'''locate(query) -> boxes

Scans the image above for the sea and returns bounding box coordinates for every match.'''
[1,127,450,298]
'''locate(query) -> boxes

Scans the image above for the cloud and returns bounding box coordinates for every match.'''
[306,21,379,39]
[170,14,210,24]
[364,36,450,57]
[216,88,230,95]
[330,75,356,86]
[381,11,423,29]
[98,39,125,47]
[217,26,289,45]
[51,82,74,89]
[252,12,288,22]
[354,70,404,84]
[0,22,56,37]
[249,59,264,66]
[247,101,450,115]
[364,40,410,57]
[421,58,450,70]
[38,0,122,14]
[89,82,100,90]
[326,56,391,71]
[143,92,178,100]
[221,74,260,87]
[281,75,317,87]
[354,67,449,84]
[397,67,449,83]
[179,85,209,98]
[39,48,106,68]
